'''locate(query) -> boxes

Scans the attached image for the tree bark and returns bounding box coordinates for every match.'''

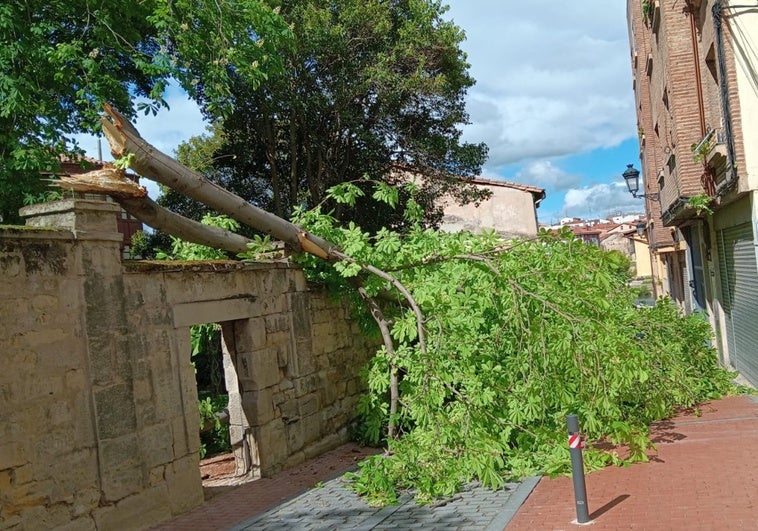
[100,104,335,260]
[289,109,299,207]
[262,110,283,218]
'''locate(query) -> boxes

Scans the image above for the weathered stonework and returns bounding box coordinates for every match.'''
[0,200,376,529]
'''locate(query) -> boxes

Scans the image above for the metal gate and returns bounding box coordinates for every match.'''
[717,222,758,385]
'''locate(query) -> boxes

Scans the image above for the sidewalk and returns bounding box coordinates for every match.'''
[154,441,535,531]
[153,443,380,531]
[506,394,758,530]
[156,395,758,530]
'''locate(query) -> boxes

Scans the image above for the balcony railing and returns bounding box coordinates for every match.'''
[693,129,730,180]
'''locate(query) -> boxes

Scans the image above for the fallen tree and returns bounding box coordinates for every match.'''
[57,169,252,254]
[62,104,424,438]
[99,104,336,260]
[59,106,740,506]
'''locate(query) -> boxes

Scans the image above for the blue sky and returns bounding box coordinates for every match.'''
[444,0,645,223]
[499,138,644,224]
[76,1,646,224]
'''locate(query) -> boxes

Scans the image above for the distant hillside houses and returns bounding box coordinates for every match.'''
[543,215,652,278]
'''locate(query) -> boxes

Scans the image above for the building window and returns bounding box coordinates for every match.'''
[666,153,676,179]
[706,44,718,84]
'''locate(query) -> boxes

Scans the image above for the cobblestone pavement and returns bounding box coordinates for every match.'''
[230,476,538,531]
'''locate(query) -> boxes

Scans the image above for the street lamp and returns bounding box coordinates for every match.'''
[623,164,659,201]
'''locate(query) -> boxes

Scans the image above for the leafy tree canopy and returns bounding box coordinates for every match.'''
[160,0,489,233]
[281,182,738,505]
[0,0,291,222]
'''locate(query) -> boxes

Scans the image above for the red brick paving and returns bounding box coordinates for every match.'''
[506,395,758,530]
[154,442,380,531]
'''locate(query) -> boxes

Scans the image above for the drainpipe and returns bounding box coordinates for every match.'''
[686,1,707,137]
[713,0,739,194]
[685,0,714,196]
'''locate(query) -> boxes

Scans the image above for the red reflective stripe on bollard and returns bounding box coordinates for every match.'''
[568,433,581,449]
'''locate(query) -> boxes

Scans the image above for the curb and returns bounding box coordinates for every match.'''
[485,476,541,531]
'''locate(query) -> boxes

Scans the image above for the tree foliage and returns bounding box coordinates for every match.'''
[160,0,489,232]
[287,183,737,505]
[0,0,290,222]
[155,213,240,260]
[54,6,738,503]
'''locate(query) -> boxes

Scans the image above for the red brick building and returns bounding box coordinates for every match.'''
[627,0,758,385]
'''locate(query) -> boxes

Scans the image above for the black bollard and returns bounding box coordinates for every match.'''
[566,414,590,523]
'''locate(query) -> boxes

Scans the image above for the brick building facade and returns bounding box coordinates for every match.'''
[627,0,758,386]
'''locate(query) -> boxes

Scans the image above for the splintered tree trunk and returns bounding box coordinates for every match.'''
[99,104,335,260]
[55,170,253,254]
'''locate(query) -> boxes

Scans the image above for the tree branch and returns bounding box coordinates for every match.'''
[99,104,337,259]
[332,249,427,358]
[356,285,400,439]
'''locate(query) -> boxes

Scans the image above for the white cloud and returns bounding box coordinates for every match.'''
[556,182,644,220]
[131,87,208,158]
[513,160,582,190]
[447,0,636,169]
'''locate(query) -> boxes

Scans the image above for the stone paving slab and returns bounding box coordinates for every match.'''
[231,475,538,531]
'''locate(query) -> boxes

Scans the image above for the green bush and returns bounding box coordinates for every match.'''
[198,394,231,459]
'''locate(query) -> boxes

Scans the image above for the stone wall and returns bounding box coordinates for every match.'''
[0,200,376,530]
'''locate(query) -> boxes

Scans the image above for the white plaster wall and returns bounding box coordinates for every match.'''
[440,187,538,237]
[731,6,758,190]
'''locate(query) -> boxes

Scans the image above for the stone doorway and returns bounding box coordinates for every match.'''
[170,298,266,490]
[187,319,265,489]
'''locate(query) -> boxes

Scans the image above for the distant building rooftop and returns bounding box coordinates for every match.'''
[468,177,546,206]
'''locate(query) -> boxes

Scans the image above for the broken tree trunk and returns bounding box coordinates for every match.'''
[100,104,335,260]
[56,169,253,254]
[95,104,425,434]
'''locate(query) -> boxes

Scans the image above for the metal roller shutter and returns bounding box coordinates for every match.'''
[717,222,758,386]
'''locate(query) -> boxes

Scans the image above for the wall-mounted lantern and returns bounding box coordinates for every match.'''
[636,221,647,236]
[623,164,659,201]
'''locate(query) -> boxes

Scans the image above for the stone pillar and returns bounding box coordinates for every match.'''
[221,321,262,479]
[20,198,123,241]
[22,200,145,501]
